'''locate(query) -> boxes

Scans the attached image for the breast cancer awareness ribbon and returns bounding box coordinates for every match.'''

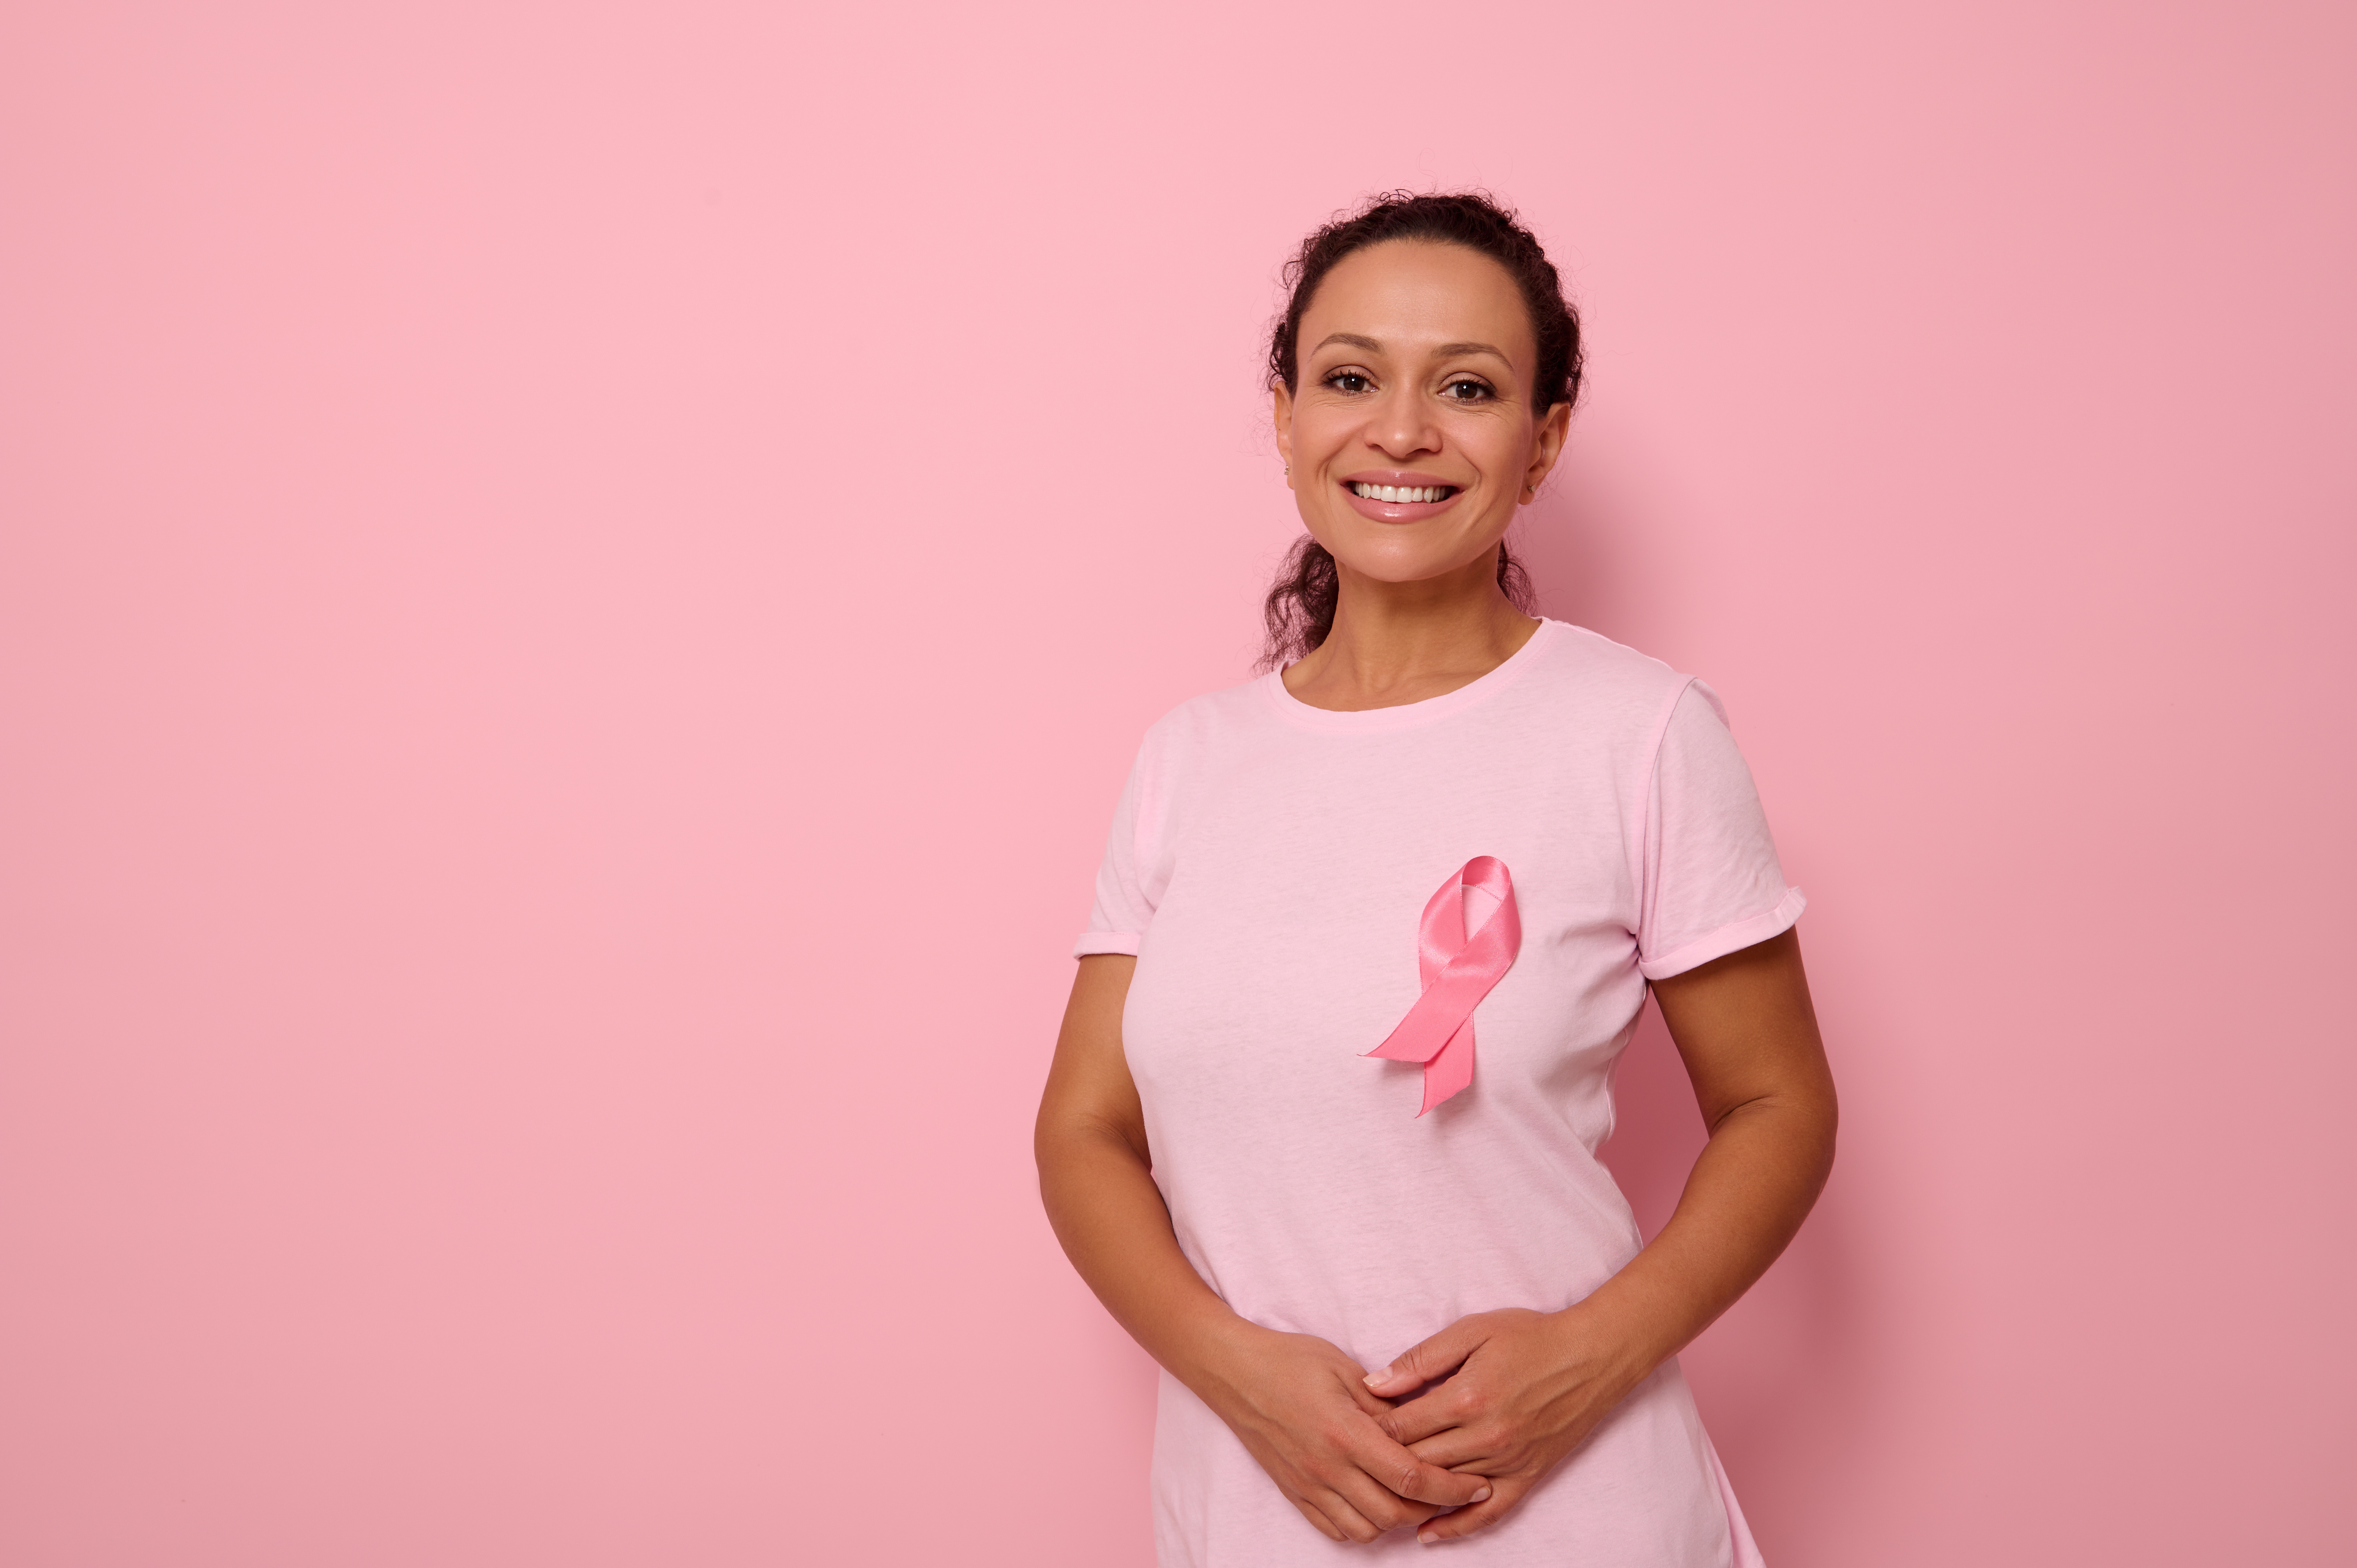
[1364,856,1521,1116]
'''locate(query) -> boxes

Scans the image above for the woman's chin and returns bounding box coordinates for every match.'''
[1318,533,1511,588]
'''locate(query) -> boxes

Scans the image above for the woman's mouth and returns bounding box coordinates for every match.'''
[1339,476,1465,521]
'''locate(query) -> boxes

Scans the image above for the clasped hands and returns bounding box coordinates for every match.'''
[1203,1305,1646,1546]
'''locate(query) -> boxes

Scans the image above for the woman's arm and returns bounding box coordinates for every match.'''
[1367,927,1837,1543]
[1036,954,1494,1543]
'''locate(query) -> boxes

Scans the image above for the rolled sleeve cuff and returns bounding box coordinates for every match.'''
[1073,931,1142,959]
[1637,886,1807,981]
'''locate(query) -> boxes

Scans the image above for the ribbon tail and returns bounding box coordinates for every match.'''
[1417,1017,1475,1116]
[1365,986,1463,1063]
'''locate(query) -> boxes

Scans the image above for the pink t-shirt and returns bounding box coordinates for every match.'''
[1076,620,1800,1567]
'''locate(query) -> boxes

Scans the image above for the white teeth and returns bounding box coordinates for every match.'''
[1353,482,1449,503]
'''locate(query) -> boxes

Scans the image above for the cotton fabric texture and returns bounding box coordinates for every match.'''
[1076,620,1801,1567]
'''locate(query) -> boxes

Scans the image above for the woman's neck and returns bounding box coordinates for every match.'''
[1281,549,1541,713]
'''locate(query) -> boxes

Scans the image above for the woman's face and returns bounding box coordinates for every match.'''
[1275,240,1569,589]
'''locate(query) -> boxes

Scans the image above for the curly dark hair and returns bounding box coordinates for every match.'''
[1260,191,1581,671]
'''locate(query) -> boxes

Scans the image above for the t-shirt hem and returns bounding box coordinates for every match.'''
[1073,931,1142,959]
[1638,886,1806,980]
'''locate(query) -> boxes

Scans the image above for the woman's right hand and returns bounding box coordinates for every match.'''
[1193,1324,1494,1543]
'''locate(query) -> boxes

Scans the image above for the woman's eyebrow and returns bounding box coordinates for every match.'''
[1311,333,1514,366]
[1434,341,1513,366]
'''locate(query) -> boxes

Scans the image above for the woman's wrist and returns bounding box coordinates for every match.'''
[1543,1290,1679,1399]
[1146,1296,1274,1405]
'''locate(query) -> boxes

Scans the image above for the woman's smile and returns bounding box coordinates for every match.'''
[1341,469,1465,521]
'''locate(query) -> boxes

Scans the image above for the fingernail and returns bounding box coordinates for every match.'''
[1417,1532,1439,1545]
[1470,1486,1492,1502]
[1364,1363,1396,1387]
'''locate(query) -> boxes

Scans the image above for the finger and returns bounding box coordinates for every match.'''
[1346,1426,1493,1510]
[1414,1473,1531,1543]
[1364,1319,1485,1398]
[1403,1426,1497,1470]
[1326,1468,1445,1539]
[1379,1386,1468,1447]
[1282,1492,1346,1543]
[1344,1373,1398,1421]
[1308,1485,1391,1545]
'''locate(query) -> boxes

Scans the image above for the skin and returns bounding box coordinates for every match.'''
[1035,239,1837,1545]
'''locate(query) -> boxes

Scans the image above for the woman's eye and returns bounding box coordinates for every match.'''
[1444,379,1492,401]
[1325,372,1371,394]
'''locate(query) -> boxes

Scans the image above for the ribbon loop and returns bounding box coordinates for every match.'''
[1364,856,1521,1116]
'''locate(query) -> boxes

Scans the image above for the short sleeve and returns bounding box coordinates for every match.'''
[1072,736,1163,959]
[1636,681,1806,980]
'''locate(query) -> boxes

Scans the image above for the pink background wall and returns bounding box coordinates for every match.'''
[4,3,2351,1563]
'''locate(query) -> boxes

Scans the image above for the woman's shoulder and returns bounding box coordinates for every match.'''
[1130,674,1276,761]
[1520,619,1698,727]
[1532,617,1680,679]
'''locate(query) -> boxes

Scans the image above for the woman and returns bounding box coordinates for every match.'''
[1036,192,1835,1565]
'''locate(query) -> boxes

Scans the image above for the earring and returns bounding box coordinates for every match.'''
[1284,466,1290,477]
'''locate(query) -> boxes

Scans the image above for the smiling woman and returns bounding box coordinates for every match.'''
[1036,192,1836,1566]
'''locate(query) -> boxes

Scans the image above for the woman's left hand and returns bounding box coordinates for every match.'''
[1362,1305,1647,1544]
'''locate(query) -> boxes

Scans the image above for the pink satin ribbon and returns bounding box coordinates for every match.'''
[1364,856,1521,1116]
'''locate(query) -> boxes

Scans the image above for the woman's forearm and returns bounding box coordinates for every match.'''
[1036,1117,1254,1388]
[1572,929,1838,1379]
[1571,1091,1835,1379]
[1034,955,1255,1392]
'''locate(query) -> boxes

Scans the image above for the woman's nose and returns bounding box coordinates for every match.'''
[1368,389,1440,457]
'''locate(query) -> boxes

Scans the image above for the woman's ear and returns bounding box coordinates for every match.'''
[1273,384,1295,486]
[1521,401,1572,501]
